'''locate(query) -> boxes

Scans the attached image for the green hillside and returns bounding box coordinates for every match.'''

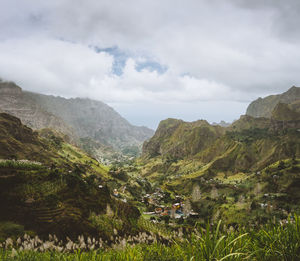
[0,113,140,241]
[1,88,300,259]
[138,103,300,224]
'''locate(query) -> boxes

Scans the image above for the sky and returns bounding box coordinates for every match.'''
[1,0,300,129]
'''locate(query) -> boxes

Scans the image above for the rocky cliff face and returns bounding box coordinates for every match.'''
[0,82,76,141]
[0,81,154,151]
[142,118,225,159]
[27,92,154,150]
[144,87,300,162]
[271,102,300,121]
[142,104,300,185]
[0,112,54,160]
[246,86,300,118]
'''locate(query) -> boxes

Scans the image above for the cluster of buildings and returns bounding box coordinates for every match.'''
[142,191,198,220]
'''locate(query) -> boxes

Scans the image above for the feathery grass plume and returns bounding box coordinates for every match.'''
[1,215,300,260]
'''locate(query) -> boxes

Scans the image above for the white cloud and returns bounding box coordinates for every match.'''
[0,37,114,97]
[1,0,300,127]
[0,39,239,104]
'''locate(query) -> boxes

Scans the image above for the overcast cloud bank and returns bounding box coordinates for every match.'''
[1,0,300,128]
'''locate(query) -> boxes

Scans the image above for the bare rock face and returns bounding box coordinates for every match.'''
[271,103,300,121]
[28,93,154,150]
[0,81,22,95]
[246,86,300,118]
[0,82,76,141]
[0,81,154,151]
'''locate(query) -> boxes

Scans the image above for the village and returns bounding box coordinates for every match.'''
[141,190,199,223]
[110,185,199,223]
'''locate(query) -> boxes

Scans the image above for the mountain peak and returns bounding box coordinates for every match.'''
[246,86,300,118]
[0,80,154,154]
[0,81,22,95]
[284,85,300,96]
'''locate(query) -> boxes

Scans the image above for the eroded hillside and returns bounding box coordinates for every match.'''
[0,113,141,240]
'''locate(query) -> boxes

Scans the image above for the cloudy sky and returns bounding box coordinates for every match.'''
[1,0,300,129]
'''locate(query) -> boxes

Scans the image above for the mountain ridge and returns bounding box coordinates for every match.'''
[246,86,300,118]
[141,88,300,187]
[0,81,154,155]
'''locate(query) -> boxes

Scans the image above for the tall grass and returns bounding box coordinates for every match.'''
[0,160,43,170]
[1,215,300,260]
[249,216,300,261]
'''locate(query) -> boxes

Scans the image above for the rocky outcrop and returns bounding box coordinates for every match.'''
[246,86,300,118]
[0,113,52,160]
[271,103,300,121]
[142,118,225,159]
[0,82,76,142]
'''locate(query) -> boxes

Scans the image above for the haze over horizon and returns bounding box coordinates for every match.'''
[1,0,300,129]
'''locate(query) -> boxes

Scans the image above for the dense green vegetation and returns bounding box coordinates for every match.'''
[138,102,300,227]
[1,216,300,260]
[1,87,300,259]
[0,113,142,242]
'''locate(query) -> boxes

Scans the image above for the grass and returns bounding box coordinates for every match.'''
[57,143,109,178]
[0,160,43,170]
[1,215,300,260]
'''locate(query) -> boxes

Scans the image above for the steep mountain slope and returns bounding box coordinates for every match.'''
[0,113,140,238]
[0,113,55,161]
[0,80,154,153]
[141,99,300,186]
[271,103,300,121]
[246,86,300,118]
[0,82,75,142]
[136,92,300,225]
[29,92,154,150]
[143,118,225,159]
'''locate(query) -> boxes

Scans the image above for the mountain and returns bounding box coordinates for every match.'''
[0,112,51,161]
[29,92,154,150]
[246,86,300,118]
[0,80,154,154]
[271,102,300,121]
[0,81,76,143]
[211,120,231,127]
[0,112,140,239]
[142,118,225,159]
[137,91,300,225]
[141,98,300,186]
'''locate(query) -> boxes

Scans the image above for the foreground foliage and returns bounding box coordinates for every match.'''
[1,215,300,261]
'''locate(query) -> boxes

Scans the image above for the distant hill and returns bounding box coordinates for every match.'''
[0,81,154,154]
[29,91,154,150]
[211,120,231,127]
[142,118,225,159]
[246,86,300,118]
